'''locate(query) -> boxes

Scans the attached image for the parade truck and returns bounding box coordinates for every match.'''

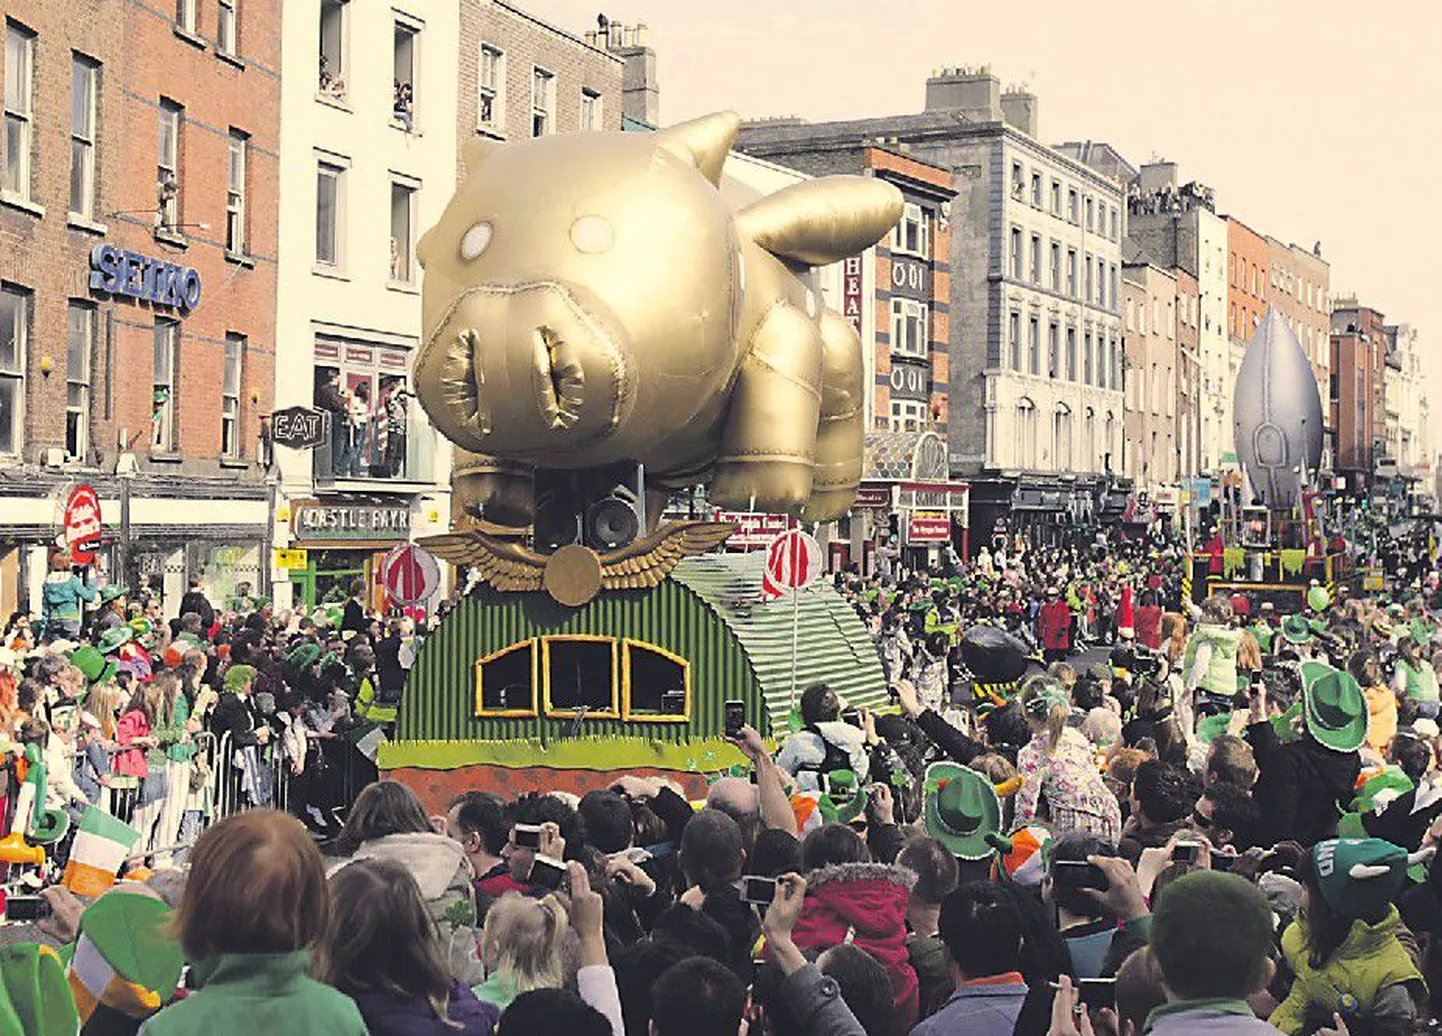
[1186,506,1359,613]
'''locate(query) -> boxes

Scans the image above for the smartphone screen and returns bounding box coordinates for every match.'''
[1078,978,1116,1011]
[724,700,745,736]
[513,824,542,850]
[529,854,565,891]
[740,875,777,906]
[4,896,49,922]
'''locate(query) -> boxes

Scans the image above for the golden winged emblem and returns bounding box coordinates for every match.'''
[420,520,736,606]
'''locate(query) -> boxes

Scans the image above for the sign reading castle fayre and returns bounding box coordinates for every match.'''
[88,244,203,313]
[292,502,410,541]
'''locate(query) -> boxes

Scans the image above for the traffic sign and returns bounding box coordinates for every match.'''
[382,543,440,607]
[761,528,822,600]
[271,406,329,450]
[63,484,102,565]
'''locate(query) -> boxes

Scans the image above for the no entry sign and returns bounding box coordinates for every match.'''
[762,528,822,600]
[382,543,440,607]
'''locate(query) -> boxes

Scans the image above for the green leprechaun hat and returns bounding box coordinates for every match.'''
[1301,661,1368,754]
[94,625,133,657]
[1281,615,1314,645]
[817,769,869,825]
[69,645,116,687]
[922,762,1002,861]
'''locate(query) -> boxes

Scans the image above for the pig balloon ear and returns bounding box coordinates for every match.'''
[462,136,500,175]
[654,111,739,187]
[738,176,905,267]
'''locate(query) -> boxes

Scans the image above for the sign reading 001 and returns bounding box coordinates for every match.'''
[89,243,202,313]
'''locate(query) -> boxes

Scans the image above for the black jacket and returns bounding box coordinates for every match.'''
[342,598,367,634]
[1246,720,1360,847]
[1364,779,1442,851]
[211,691,261,748]
[178,590,215,629]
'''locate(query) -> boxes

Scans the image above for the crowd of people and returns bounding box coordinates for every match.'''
[7,524,1442,1036]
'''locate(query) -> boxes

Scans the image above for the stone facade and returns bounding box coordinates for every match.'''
[1121,262,1179,488]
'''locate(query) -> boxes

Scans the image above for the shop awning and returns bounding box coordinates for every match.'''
[863,430,950,482]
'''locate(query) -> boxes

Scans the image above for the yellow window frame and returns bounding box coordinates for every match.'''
[621,638,692,723]
[474,638,539,718]
[541,635,620,718]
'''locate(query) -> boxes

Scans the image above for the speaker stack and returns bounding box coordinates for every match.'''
[532,462,647,553]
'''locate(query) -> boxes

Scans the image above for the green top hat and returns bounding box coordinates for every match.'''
[286,642,322,671]
[1281,614,1314,645]
[69,645,116,686]
[1409,619,1433,647]
[922,762,1002,861]
[1302,661,1368,753]
[94,625,133,656]
[98,584,129,604]
[818,769,869,825]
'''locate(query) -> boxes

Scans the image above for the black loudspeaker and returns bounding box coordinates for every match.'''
[582,462,647,550]
[532,470,581,552]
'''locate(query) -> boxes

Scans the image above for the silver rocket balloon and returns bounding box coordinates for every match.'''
[1232,307,1324,511]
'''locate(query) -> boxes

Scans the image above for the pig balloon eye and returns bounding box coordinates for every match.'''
[570,215,614,254]
[460,222,493,261]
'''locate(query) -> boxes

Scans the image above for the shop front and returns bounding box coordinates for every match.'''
[851,431,969,574]
[284,498,413,612]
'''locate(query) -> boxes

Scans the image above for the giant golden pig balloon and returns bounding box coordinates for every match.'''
[413,112,903,524]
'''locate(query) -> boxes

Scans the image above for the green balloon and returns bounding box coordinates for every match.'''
[1307,586,1331,613]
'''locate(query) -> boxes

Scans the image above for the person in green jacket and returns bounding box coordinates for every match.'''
[1391,621,1440,719]
[141,810,369,1036]
[1271,838,1431,1036]
[1181,595,1243,718]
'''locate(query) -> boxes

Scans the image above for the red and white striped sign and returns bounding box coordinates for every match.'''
[382,544,440,607]
[761,528,823,600]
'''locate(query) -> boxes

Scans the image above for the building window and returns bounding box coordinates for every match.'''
[1031,171,1042,207]
[1016,398,1036,467]
[315,158,345,267]
[1110,337,1121,390]
[890,298,929,359]
[477,44,505,132]
[217,0,236,55]
[1084,196,1094,231]
[0,285,27,456]
[226,130,247,255]
[1067,188,1078,223]
[1009,226,1022,279]
[1109,266,1118,312]
[1109,206,1118,240]
[66,302,94,462]
[152,319,179,451]
[313,337,415,480]
[1050,179,1061,215]
[1066,249,1077,297]
[176,0,197,33]
[1047,322,1059,377]
[1010,160,1023,198]
[892,202,929,258]
[580,87,602,131]
[531,67,555,137]
[69,55,98,218]
[390,179,417,283]
[890,400,926,432]
[622,640,691,722]
[475,640,538,716]
[1084,407,1096,468]
[1053,406,1072,468]
[221,333,243,457]
[543,636,618,717]
[157,99,182,231]
[392,20,416,129]
[1029,234,1041,284]
[4,22,35,200]
[1008,311,1021,370]
[318,0,347,99]
[1065,327,1077,381]
[1027,316,1040,375]
[1084,331,1094,385]
[1085,255,1094,303]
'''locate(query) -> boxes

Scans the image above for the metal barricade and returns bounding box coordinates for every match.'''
[209,731,291,822]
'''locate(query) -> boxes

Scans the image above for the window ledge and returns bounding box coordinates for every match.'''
[1,192,44,218]
[225,251,255,268]
[315,91,352,113]
[219,457,250,469]
[386,280,419,295]
[173,24,208,50]
[476,127,507,140]
[391,118,419,136]
[313,265,349,282]
[215,50,244,70]
[66,213,107,236]
[155,228,189,249]
[149,451,184,464]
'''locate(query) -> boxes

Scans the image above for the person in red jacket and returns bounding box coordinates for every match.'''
[1037,588,1072,663]
[1134,589,1164,651]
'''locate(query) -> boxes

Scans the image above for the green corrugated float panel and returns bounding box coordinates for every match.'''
[389,552,888,765]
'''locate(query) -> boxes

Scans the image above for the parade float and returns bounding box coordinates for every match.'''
[1188,308,1357,611]
[378,112,903,806]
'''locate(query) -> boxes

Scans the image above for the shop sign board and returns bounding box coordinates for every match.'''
[888,360,929,402]
[896,482,968,513]
[382,544,440,606]
[841,255,864,335]
[271,406,328,449]
[851,485,893,509]
[906,511,952,544]
[88,244,202,312]
[273,549,309,570]
[63,484,102,564]
[889,257,932,300]
[292,502,410,541]
[713,510,789,551]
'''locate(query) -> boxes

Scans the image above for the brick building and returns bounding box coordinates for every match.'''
[0,0,278,618]
[1330,300,1387,491]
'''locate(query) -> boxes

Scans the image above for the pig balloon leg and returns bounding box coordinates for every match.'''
[801,310,865,522]
[452,449,535,528]
[711,301,823,516]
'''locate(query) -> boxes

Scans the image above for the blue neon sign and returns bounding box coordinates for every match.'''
[88,244,202,313]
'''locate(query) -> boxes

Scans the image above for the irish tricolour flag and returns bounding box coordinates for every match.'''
[62,808,140,898]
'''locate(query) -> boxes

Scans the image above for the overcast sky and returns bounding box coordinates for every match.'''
[533,0,1442,449]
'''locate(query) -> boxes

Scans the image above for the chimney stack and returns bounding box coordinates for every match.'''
[924,65,1001,122]
[592,20,659,128]
[1000,88,1038,138]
